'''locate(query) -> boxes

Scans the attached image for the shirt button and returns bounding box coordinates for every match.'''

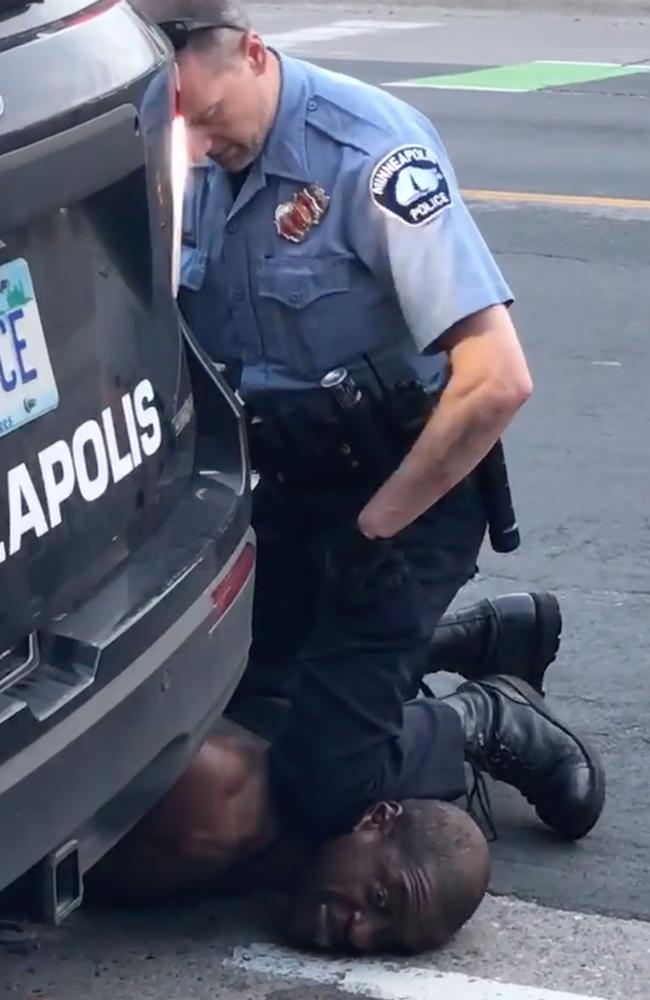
[307,98,318,112]
[226,221,237,234]
[289,291,302,304]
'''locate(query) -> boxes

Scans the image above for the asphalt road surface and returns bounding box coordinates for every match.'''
[4,6,650,1000]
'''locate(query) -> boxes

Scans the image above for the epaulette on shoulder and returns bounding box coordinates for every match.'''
[306,70,435,161]
[304,65,409,156]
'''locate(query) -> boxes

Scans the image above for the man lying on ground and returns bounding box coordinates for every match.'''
[89,598,604,952]
[88,711,490,954]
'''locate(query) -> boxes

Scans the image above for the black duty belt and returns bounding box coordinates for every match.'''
[246,366,520,553]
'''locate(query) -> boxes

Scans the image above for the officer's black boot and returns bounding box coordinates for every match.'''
[429,592,562,693]
[443,675,605,840]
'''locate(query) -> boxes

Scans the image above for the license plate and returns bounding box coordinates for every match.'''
[0,257,59,438]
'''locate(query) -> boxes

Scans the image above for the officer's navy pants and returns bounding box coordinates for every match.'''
[230,475,487,842]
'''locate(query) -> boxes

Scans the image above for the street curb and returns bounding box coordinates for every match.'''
[249,2,650,17]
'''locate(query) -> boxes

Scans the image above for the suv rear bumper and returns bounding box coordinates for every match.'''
[0,499,254,914]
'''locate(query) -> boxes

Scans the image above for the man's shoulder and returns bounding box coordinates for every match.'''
[295,56,436,158]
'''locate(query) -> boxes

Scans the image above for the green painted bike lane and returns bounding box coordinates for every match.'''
[388,60,650,92]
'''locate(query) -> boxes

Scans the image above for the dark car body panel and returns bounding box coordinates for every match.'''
[0,0,254,909]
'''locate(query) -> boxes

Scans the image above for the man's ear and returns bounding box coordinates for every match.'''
[354,801,403,834]
[246,33,267,74]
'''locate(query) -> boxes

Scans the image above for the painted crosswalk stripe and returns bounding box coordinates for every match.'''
[228,943,611,1000]
[264,20,437,51]
[386,60,650,93]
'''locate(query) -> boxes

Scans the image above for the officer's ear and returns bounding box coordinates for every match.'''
[355,802,403,835]
[245,33,268,76]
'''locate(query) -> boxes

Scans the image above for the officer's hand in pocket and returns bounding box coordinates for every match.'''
[325,522,411,610]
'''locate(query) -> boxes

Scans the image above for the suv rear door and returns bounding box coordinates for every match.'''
[0,0,194,662]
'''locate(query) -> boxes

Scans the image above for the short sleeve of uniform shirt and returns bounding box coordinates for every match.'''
[346,128,514,354]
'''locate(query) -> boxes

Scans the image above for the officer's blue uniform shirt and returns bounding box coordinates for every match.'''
[179,53,513,412]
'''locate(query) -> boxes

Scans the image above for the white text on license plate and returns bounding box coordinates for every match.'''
[0,257,59,439]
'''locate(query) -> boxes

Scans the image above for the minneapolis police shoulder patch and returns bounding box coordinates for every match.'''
[370,145,452,227]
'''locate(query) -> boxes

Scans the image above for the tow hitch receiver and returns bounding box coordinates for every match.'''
[41,841,84,925]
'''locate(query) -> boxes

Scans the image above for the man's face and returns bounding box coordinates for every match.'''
[177,34,273,170]
[289,804,438,954]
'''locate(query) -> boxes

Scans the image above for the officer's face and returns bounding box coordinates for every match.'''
[288,804,443,954]
[177,33,275,170]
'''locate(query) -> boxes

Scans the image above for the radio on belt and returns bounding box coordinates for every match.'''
[320,367,360,410]
[321,365,521,554]
[321,367,397,482]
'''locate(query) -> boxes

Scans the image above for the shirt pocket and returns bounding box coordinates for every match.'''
[255,255,354,376]
[180,244,207,291]
[180,165,225,292]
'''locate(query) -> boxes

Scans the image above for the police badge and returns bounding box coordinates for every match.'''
[274,184,330,243]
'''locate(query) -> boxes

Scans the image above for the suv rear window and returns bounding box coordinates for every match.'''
[0,0,101,44]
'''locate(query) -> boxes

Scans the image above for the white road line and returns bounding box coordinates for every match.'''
[264,20,439,50]
[228,943,611,1000]
[386,82,529,92]
[535,60,650,70]
[535,60,622,66]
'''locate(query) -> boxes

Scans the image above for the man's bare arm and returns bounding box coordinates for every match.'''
[358,305,532,539]
[86,720,280,902]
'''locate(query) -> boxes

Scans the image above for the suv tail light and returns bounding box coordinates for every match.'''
[170,111,188,297]
[211,542,255,623]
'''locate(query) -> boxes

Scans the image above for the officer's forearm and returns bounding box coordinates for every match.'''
[358,309,533,539]
[360,380,522,538]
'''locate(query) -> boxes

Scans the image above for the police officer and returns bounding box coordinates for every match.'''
[139,0,605,845]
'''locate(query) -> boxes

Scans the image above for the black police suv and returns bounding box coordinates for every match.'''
[0,0,254,922]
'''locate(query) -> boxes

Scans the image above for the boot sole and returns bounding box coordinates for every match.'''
[530,592,562,694]
[485,675,606,840]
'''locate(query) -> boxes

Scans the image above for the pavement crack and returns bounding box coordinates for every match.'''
[549,88,650,101]
[553,693,611,707]
[470,572,650,600]
[492,248,590,264]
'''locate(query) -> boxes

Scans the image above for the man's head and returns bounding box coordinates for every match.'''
[135,0,279,168]
[289,801,489,955]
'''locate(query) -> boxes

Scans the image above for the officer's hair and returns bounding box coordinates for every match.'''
[132,0,250,57]
[394,801,490,950]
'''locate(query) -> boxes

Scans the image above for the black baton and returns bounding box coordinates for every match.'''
[476,440,521,553]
